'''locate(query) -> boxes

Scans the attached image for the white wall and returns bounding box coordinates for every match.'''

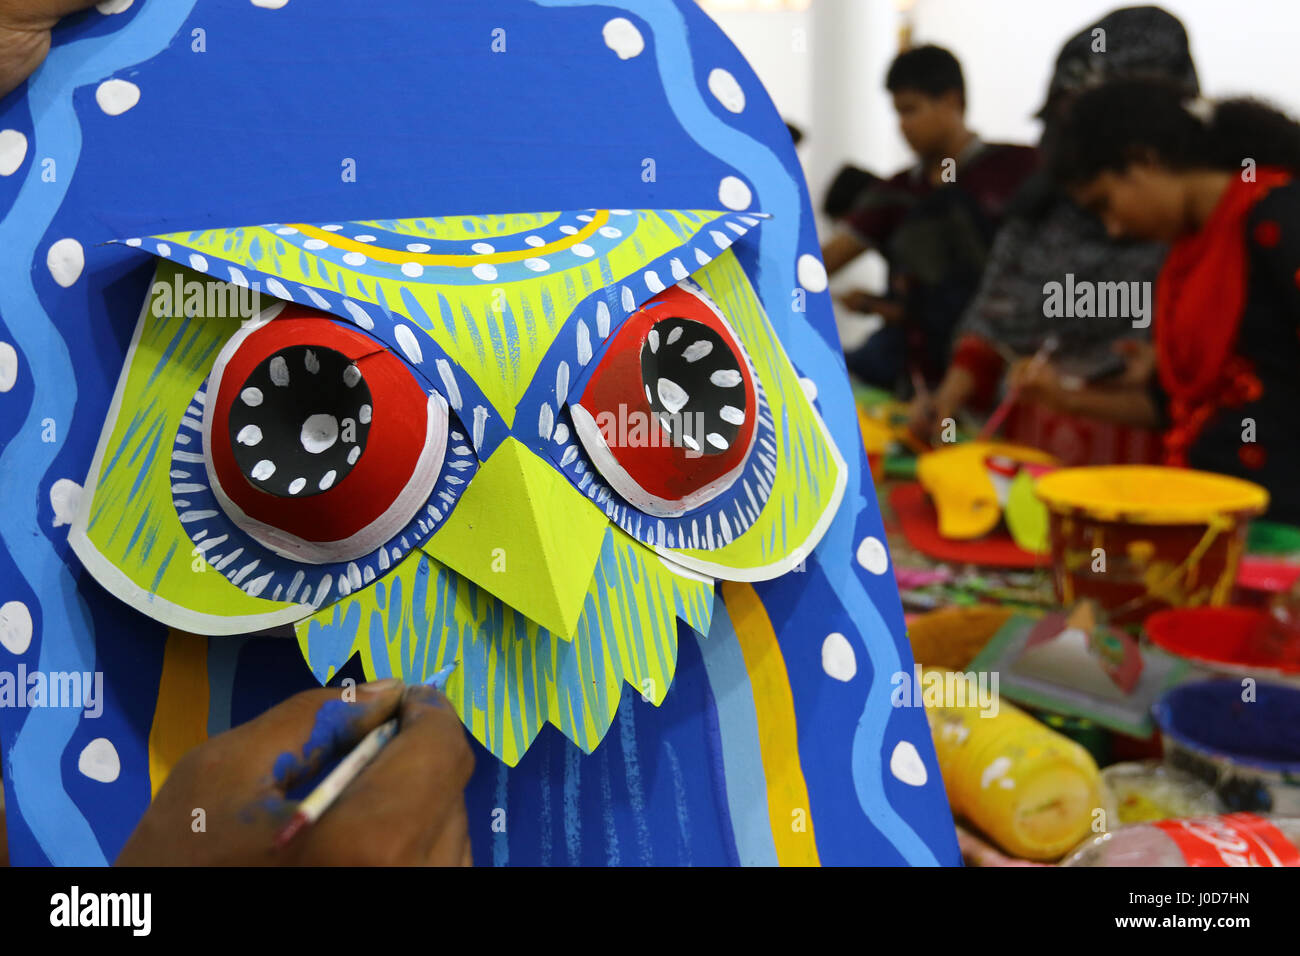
[910,0,1300,148]
[703,0,1300,345]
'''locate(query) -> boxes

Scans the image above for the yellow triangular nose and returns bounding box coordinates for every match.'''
[422,437,609,638]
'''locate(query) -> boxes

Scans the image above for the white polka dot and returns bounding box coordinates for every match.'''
[269,355,290,386]
[124,237,142,247]
[598,226,623,239]
[707,68,745,113]
[96,0,134,14]
[797,253,828,293]
[656,378,689,415]
[358,403,372,425]
[343,365,362,388]
[0,601,33,655]
[559,225,578,235]
[602,17,644,59]
[47,238,84,287]
[890,741,928,787]
[155,242,171,257]
[572,243,595,258]
[394,324,424,363]
[644,270,665,293]
[236,424,262,446]
[94,78,140,116]
[710,369,742,388]
[319,470,337,491]
[719,405,744,426]
[407,242,431,252]
[525,235,544,247]
[719,176,752,211]
[300,414,338,454]
[524,257,549,272]
[354,235,376,243]
[343,252,367,266]
[303,238,328,250]
[49,478,82,528]
[341,299,374,330]
[250,0,288,6]
[799,376,818,403]
[241,386,263,407]
[78,738,120,783]
[821,632,857,681]
[288,477,307,495]
[471,241,495,254]
[321,224,343,231]
[401,262,424,278]
[188,253,208,272]
[0,129,28,177]
[347,446,361,465]
[706,432,729,450]
[471,263,497,281]
[856,536,889,575]
[251,459,275,481]
[275,226,299,235]
[0,341,17,393]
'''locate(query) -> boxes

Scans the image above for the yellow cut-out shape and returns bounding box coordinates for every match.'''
[918,442,1056,541]
[422,437,608,638]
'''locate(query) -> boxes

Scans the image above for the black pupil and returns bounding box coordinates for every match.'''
[640,317,747,457]
[228,345,372,497]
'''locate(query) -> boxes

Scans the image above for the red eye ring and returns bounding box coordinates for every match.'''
[202,303,447,563]
[570,282,758,516]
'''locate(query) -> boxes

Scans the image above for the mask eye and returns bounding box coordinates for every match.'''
[569,282,760,516]
[193,302,456,566]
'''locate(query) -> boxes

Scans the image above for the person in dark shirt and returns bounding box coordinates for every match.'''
[822,44,1038,391]
[1021,79,1300,524]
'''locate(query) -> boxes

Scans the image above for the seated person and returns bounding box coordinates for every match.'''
[912,5,1198,458]
[1024,79,1300,524]
[821,44,1037,392]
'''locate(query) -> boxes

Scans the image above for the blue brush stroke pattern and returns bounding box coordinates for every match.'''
[0,0,197,867]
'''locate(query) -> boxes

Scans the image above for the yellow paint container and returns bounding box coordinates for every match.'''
[1034,466,1268,626]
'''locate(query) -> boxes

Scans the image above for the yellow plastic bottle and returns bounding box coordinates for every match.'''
[924,669,1102,861]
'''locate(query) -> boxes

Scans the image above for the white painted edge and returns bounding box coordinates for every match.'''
[68,270,313,635]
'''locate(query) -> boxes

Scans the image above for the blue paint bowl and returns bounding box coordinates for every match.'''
[1153,679,1300,814]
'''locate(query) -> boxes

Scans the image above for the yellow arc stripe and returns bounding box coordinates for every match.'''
[288,210,611,266]
[721,580,820,866]
[148,630,210,798]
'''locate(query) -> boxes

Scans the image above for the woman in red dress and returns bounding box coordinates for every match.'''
[1015,79,1300,524]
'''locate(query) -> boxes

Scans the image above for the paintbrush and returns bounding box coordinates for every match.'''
[273,661,459,850]
[977,336,1059,442]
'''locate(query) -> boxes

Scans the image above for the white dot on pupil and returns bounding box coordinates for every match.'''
[241,387,263,406]
[251,459,275,481]
[343,365,362,388]
[666,326,684,346]
[707,432,729,450]
[720,405,745,425]
[359,404,372,425]
[236,424,262,446]
[348,446,361,465]
[300,413,339,454]
[288,477,306,495]
[682,340,714,363]
[710,369,742,387]
[304,349,320,374]
[656,377,689,415]
[647,329,659,353]
[319,470,337,491]
[681,434,700,451]
[269,356,290,387]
